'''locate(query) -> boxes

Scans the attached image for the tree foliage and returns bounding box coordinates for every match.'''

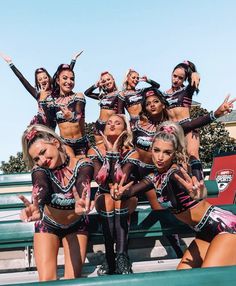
[190,106,235,168]
[0,152,29,174]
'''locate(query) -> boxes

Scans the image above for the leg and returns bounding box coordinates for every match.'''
[96,194,116,275]
[34,233,60,281]
[177,238,210,269]
[202,233,236,267]
[62,233,88,279]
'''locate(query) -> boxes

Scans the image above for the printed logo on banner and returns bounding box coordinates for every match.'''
[215,169,234,192]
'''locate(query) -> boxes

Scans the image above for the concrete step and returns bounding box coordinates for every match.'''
[0,258,181,285]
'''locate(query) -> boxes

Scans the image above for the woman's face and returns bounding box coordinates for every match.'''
[56,70,75,95]
[29,139,62,169]
[36,72,50,90]
[145,95,165,117]
[152,139,175,173]
[100,73,115,92]
[104,115,125,137]
[171,68,186,89]
[127,71,139,89]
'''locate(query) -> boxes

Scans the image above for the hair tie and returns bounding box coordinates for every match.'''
[145,90,155,97]
[101,71,109,77]
[183,60,189,66]
[160,126,175,134]
[26,129,38,142]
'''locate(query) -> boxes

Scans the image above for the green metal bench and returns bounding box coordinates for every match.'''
[6,265,236,286]
[0,180,219,210]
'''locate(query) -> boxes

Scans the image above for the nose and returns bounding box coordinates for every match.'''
[158,153,164,161]
[39,156,47,167]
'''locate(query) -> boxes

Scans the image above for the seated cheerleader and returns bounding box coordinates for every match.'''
[19,124,93,281]
[113,121,236,269]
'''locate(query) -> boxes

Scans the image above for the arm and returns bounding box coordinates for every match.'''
[84,84,100,100]
[0,53,37,98]
[69,50,83,70]
[181,95,236,133]
[117,92,125,114]
[141,76,160,89]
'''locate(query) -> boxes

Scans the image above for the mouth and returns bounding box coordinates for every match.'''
[45,159,52,168]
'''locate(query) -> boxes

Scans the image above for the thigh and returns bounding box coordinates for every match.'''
[202,233,236,267]
[145,189,162,210]
[95,193,115,212]
[177,238,210,269]
[62,233,88,279]
[34,233,60,281]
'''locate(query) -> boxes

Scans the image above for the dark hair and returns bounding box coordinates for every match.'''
[140,87,169,121]
[52,64,75,95]
[34,68,52,91]
[172,60,197,84]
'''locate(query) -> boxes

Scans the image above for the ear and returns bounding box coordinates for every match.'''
[51,138,60,149]
[56,77,60,85]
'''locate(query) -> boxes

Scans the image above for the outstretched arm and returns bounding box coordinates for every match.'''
[0,51,37,98]
[69,50,83,70]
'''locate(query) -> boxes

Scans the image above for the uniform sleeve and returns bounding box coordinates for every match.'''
[121,177,154,199]
[181,112,214,134]
[75,163,94,197]
[84,84,100,100]
[31,168,52,210]
[146,78,160,89]
[9,63,37,98]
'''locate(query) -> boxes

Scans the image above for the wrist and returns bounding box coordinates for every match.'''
[210,110,217,121]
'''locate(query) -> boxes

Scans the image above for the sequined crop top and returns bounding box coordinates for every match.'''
[164,84,196,109]
[53,93,86,124]
[31,158,93,211]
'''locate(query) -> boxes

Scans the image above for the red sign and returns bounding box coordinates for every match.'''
[207,152,236,205]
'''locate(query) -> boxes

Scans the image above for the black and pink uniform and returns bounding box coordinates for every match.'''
[121,167,236,241]
[53,92,88,156]
[84,85,120,134]
[31,157,93,238]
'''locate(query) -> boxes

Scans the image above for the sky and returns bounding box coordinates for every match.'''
[0,0,236,163]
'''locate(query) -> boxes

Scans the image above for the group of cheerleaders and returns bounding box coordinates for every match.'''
[1,51,236,282]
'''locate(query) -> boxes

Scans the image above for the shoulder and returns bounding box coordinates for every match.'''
[75,92,85,99]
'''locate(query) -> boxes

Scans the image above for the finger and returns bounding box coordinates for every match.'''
[224,94,230,103]
[191,176,200,188]
[178,167,192,183]
[173,173,189,188]
[18,195,31,207]
[72,188,80,202]
[118,174,126,187]
[229,98,236,105]
[76,50,83,58]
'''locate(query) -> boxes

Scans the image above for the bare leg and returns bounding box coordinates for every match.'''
[202,233,236,267]
[62,233,88,279]
[177,238,210,269]
[34,233,60,281]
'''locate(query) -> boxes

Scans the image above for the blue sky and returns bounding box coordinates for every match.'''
[0,0,236,163]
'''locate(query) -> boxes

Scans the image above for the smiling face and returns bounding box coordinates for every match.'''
[145,95,165,117]
[36,72,50,91]
[29,139,62,169]
[104,115,126,137]
[127,71,139,89]
[100,73,115,92]
[152,139,175,173]
[171,67,186,90]
[56,70,75,95]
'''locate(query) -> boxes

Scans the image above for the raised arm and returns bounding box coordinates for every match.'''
[69,50,83,70]
[0,52,37,98]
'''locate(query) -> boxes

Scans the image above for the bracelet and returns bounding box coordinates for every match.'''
[209,111,217,121]
[106,151,120,159]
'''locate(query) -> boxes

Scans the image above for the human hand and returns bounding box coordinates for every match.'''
[174,167,207,200]
[139,75,148,82]
[39,90,51,101]
[112,131,127,152]
[60,106,74,120]
[73,181,91,215]
[191,72,200,89]
[19,193,42,222]
[214,94,236,118]
[110,174,134,200]
[99,131,114,151]
[72,50,83,60]
[0,51,12,64]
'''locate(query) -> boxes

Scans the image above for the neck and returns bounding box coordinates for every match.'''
[148,113,164,125]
